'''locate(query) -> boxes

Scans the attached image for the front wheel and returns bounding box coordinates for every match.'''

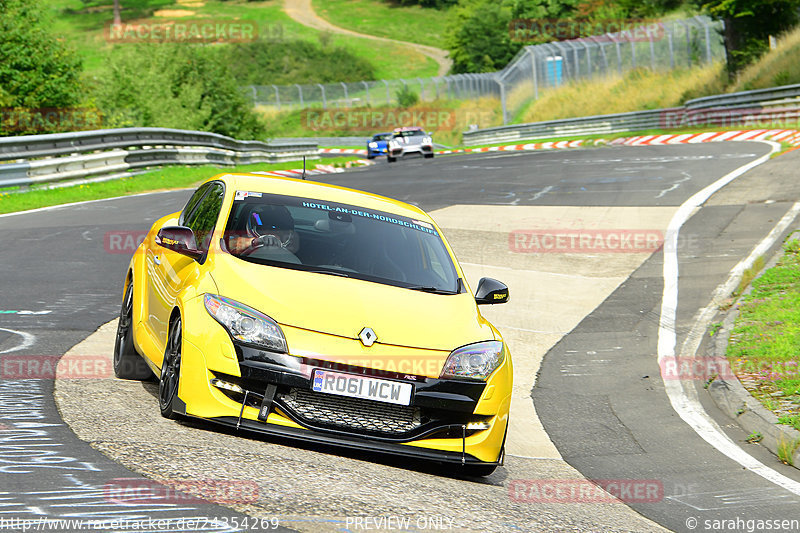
[159,316,182,419]
[387,155,396,163]
[424,153,434,159]
[113,281,152,380]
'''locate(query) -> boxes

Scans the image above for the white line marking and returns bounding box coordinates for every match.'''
[530,185,554,201]
[0,189,185,219]
[657,141,800,495]
[0,328,35,354]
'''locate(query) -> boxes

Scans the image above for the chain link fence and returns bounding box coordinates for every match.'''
[246,16,724,125]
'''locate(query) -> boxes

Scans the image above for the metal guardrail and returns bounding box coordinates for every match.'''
[685,84,800,110]
[463,84,800,145]
[0,128,318,188]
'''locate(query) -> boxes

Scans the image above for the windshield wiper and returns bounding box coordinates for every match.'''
[307,269,350,278]
[404,285,457,294]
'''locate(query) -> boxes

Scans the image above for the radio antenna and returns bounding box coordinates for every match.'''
[302,156,306,180]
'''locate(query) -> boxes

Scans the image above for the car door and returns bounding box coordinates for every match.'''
[146,182,224,358]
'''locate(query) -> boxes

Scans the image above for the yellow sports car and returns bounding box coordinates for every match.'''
[113,173,511,476]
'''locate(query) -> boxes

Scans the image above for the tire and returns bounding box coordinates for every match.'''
[159,316,182,419]
[113,281,152,380]
[424,153,434,159]
[387,156,396,163]
[367,153,375,160]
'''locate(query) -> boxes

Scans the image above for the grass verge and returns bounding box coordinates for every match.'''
[48,0,438,81]
[726,236,800,432]
[312,0,449,49]
[0,157,360,215]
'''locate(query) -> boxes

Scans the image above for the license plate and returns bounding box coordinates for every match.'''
[311,369,413,406]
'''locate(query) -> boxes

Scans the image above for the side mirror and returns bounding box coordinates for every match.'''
[156,226,202,260]
[475,277,509,305]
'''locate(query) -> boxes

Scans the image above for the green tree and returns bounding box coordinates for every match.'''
[0,0,83,115]
[96,44,264,139]
[692,0,800,77]
[446,0,519,73]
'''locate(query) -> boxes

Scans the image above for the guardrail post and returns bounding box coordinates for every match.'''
[382,79,390,105]
[677,19,690,66]
[498,78,508,125]
[341,82,348,106]
[666,25,675,69]
[608,34,622,75]
[581,42,592,76]
[417,77,425,100]
[700,16,712,63]
[529,48,538,100]
[272,85,280,110]
[296,84,304,108]
[553,42,569,81]
[630,39,636,69]
[318,84,326,109]
[362,81,370,106]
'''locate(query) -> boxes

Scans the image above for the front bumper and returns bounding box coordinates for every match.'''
[175,298,510,465]
[390,144,434,157]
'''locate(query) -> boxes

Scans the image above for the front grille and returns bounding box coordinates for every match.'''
[277,388,422,436]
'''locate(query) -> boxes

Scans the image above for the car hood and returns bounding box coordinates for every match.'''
[210,254,496,352]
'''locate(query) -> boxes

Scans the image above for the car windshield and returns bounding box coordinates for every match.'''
[224,192,459,293]
[393,130,425,139]
[373,133,391,141]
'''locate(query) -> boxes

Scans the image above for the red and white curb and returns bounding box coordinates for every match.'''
[611,129,800,147]
[252,158,374,178]
[320,148,369,156]
[321,129,800,158]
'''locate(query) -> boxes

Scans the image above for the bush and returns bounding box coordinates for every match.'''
[0,0,84,135]
[224,37,376,85]
[396,84,420,108]
[95,44,264,139]
[446,0,519,73]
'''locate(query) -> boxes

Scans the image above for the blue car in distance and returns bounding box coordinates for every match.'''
[366,132,391,159]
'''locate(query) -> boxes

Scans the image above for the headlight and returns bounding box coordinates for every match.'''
[204,294,287,353]
[368,142,378,148]
[440,341,504,381]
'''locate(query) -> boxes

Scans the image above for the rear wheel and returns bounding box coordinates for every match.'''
[113,281,152,380]
[159,316,182,419]
[387,155,396,163]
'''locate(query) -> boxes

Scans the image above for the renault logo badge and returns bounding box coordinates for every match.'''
[359,327,377,347]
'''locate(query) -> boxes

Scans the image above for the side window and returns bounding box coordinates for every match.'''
[185,183,224,253]
[179,183,211,226]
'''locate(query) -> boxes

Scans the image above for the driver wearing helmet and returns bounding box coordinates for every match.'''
[228,204,300,255]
